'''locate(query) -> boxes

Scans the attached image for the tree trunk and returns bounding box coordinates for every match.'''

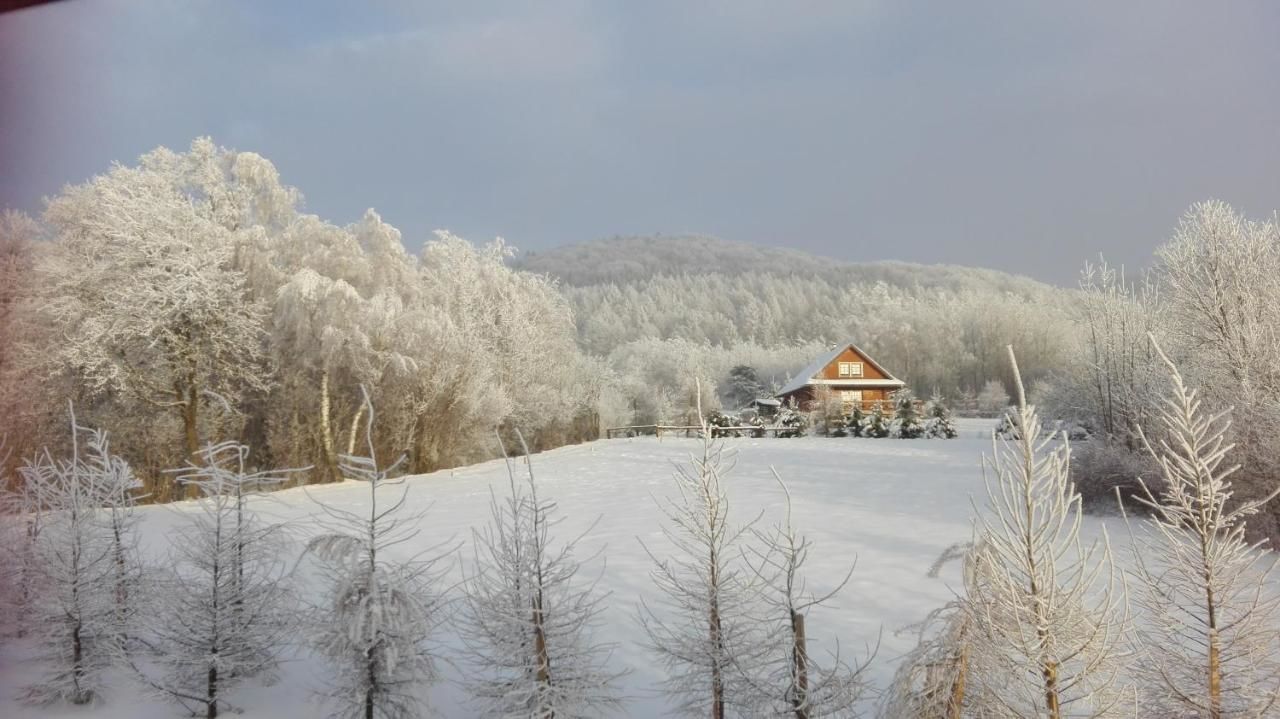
[533,591,554,718]
[179,376,200,499]
[318,369,337,482]
[206,664,218,719]
[791,610,809,719]
[347,404,366,456]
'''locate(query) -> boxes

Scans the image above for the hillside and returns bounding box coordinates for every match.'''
[514,234,1060,296]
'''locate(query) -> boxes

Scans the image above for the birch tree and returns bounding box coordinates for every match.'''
[141,442,296,719]
[964,346,1129,718]
[306,390,449,719]
[1125,338,1280,717]
[458,430,624,717]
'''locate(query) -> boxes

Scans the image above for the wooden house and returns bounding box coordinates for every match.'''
[776,342,906,411]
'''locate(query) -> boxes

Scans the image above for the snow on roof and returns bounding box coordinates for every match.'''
[752,398,781,406]
[776,342,903,397]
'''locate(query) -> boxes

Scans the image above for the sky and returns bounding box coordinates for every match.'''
[2,0,1278,286]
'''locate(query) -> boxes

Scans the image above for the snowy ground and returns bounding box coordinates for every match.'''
[2,418,1109,718]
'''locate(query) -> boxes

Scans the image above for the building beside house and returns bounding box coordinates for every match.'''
[776,342,906,411]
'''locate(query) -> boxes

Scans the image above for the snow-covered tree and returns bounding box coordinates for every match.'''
[459,430,624,717]
[141,441,296,718]
[1124,339,1280,717]
[963,347,1129,717]
[845,406,865,438]
[639,393,770,717]
[15,414,140,705]
[923,393,958,439]
[865,404,890,439]
[744,471,871,717]
[306,390,448,719]
[975,380,1010,417]
[35,142,277,472]
[895,391,923,439]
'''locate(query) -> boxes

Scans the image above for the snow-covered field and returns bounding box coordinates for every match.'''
[2,418,1101,718]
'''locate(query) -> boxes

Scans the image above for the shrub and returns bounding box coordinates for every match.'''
[845,406,865,437]
[706,411,740,438]
[1070,441,1163,514]
[865,404,891,438]
[776,408,808,438]
[895,392,923,439]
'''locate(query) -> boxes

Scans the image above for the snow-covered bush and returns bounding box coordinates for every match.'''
[775,408,808,438]
[826,414,848,438]
[459,432,624,717]
[706,410,740,438]
[1070,441,1161,513]
[992,409,1020,439]
[745,413,767,439]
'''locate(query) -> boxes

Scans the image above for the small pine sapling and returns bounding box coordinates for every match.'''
[894,392,923,439]
[306,388,450,719]
[141,442,298,719]
[458,430,625,718]
[743,470,872,717]
[923,393,958,439]
[638,384,770,718]
[1123,337,1280,717]
[865,404,890,439]
[845,406,865,438]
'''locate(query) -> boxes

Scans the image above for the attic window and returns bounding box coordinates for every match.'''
[838,362,863,378]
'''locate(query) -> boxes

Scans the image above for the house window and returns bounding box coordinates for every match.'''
[840,390,863,406]
[838,362,863,378]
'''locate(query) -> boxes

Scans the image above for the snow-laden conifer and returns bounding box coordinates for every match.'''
[140,441,297,719]
[638,385,770,718]
[458,430,624,717]
[14,413,140,705]
[963,346,1130,718]
[306,389,449,719]
[924,393,959,439]
[743,470,872,717]
[1124,338,1280,717]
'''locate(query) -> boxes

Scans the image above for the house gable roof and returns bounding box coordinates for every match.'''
[776,342,904,396]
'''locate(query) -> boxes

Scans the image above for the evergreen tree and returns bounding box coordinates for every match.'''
[722,365,765,410]
[866,404,890,438]
[895,392,923,439]
[923,393,958,439]
[845,406,865,438]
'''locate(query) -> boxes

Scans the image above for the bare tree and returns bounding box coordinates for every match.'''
[963,346,1130,718]
[306,389,449,719]
[1124,338,1280,717]
[458,429,624,717]
[638,386,770,718]
[139,441,297,719]
[743,469,873,717]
